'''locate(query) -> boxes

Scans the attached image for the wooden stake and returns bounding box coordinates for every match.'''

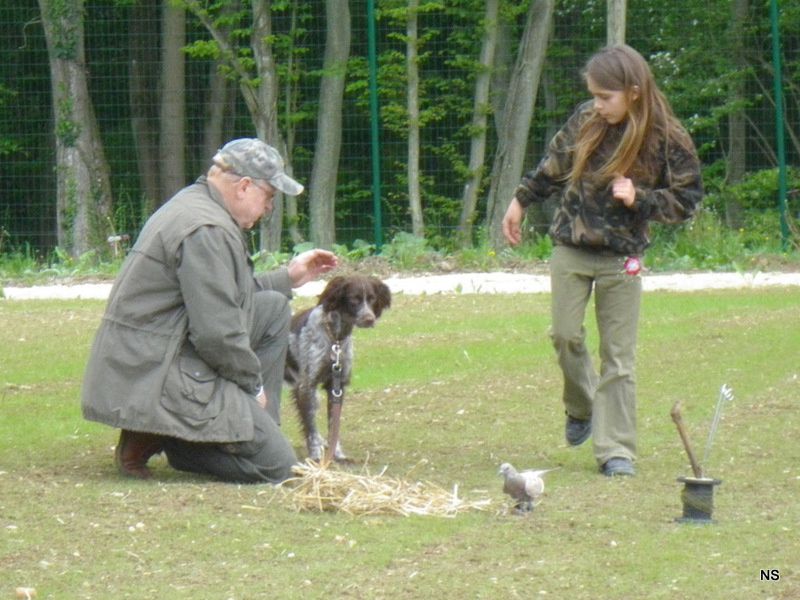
[670,401,703,478]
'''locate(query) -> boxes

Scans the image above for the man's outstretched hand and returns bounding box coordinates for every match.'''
[287,249,339,288]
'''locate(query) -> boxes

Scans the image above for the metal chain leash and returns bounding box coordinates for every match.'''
[330,341,343,402]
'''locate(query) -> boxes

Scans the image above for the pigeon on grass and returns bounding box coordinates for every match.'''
[498,462,559,514]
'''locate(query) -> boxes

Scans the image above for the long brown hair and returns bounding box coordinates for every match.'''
[568,44,687,186]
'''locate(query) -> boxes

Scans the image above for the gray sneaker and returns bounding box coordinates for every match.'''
[602,457,635,477]
[565,415,591,446]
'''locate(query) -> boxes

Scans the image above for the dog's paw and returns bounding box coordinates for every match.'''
[307,433,326,462]
[332,441,347,462]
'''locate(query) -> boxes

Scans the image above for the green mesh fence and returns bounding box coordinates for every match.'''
[0,1,797,255]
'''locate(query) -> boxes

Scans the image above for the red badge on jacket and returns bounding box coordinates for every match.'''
[623,256,642,276]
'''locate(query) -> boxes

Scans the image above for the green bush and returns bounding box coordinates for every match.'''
[647,210,746,271]
[379,232,440,270]
[704,167,800,213]
[0,242,39,280]
[2,207,799,283]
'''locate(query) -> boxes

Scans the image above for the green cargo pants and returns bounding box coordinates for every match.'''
[549,245,642,466]
[163,289,298,483]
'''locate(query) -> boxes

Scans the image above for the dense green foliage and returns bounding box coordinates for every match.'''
[0,1,798,253]
[2,213,798,288]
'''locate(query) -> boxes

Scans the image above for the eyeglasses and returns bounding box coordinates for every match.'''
[246,177,273,197]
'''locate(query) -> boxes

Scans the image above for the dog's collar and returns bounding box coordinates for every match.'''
[322,312,343,344]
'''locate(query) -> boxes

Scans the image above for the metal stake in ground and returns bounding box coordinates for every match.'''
[702,384,734,469]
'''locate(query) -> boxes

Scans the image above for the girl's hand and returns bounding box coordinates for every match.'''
[612,175,636,208]
[502,198,525,246]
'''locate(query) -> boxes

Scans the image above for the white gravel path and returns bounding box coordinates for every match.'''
[3,270,800,300]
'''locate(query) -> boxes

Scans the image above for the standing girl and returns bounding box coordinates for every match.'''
[502,44,703,476]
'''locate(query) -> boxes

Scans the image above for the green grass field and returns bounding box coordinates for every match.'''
[1,289,798,599]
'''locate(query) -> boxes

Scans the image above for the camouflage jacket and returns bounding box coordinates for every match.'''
[514,101,703,256]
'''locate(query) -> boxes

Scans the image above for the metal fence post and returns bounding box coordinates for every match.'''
[367,0,384,250]
[770,0,789,250]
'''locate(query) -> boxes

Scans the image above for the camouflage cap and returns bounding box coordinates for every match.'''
[212,138,304,196]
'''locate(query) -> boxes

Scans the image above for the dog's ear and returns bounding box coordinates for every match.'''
[370,278,392,316]
[318,276,349,311]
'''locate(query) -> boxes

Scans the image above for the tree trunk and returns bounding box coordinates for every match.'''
[202,1,239,162]
[160,2,186,202]
[490,10,513,133]
[203,60,232,161]
[129,0,160,213]
[38,0,113,257]
[607,0,627,45]
[725,0,748,228]
[457,0,499,247]
[309,0,351,248]
[284,0,303,246]
[252,0,286,251]
[485,0,554,249]
[523,69,558,235]
[405,0,423,239]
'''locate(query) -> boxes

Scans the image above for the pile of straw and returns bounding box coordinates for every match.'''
[280,459,492,517]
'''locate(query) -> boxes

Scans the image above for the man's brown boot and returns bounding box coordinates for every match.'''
[114,430,165,479]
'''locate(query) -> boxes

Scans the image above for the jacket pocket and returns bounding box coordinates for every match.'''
[162,350,224,427]
[180,354,217,405]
